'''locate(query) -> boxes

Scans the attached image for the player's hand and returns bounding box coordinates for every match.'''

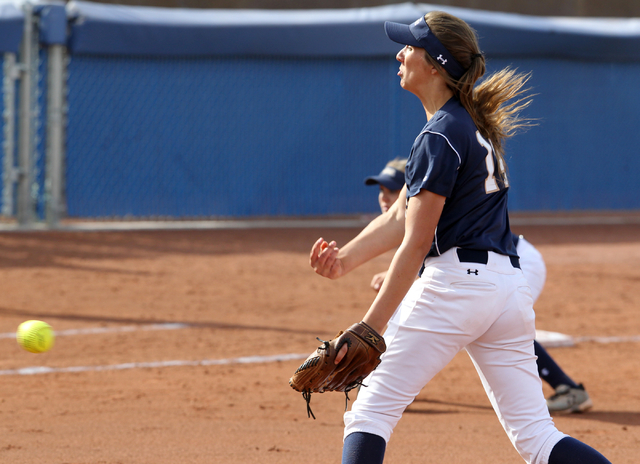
[370,271,387,292]
[335,343,349,364]
[310,237,344,279]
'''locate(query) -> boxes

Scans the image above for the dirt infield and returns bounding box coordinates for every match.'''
[0,223,639,463]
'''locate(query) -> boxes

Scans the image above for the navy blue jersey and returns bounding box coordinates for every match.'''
[404,97,517,259]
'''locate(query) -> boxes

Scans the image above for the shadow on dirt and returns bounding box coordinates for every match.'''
[407,397,640,427]
[0,224,638,270]
[554,410,640,426]
[0,228,360,270]
[0,306,319,335]
[405,397,494,414]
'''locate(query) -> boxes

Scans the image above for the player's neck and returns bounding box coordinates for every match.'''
[420,87,454,121]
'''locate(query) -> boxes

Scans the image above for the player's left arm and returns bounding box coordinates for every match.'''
[310,184,408,279]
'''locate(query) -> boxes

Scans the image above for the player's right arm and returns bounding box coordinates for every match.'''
[310,185,407,279]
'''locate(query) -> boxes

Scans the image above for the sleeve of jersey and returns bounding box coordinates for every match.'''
[406,132,461,198]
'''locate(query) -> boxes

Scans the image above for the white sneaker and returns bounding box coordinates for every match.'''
[547,384,593,413]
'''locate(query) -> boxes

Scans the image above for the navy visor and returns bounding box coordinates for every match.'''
[385,17,466,80]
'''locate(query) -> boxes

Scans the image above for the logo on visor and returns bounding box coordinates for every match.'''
[437,55,447,65]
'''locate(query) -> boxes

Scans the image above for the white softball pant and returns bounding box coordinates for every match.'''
[516,236,547,303]
[344,248,566,464]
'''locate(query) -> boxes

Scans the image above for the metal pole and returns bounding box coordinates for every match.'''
[2,53,18,217]
[16,2,34,225]
[45,44,65,226]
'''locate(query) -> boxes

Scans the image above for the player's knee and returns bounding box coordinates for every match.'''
[343,410,395,444]
[512,427,566,464]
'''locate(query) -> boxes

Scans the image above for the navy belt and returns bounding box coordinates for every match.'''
[456,248,520,269]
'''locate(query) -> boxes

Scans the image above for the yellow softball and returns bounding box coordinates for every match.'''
[16,320,55,353]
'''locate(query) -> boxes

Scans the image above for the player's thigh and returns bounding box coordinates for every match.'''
[354,270,501,417]
[466,340,563,464]
[347,316,465,442]
[465,286,563,463]
[466,277,545,426]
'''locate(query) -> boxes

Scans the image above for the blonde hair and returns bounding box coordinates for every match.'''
[423,11,534,169]
[386,158,408,173]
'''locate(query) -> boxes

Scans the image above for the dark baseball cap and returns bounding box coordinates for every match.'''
[384,16,465,80]
[364,159,407,191]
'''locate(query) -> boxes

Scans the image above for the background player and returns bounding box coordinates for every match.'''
[364,159,592,414]
[309,11,609,463]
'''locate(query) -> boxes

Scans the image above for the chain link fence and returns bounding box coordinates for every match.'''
[65,54,418,218]
[1,3,640,227]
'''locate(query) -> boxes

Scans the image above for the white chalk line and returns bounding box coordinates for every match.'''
[1,323,310,376]
[574,335,640,344]
[0,322,190,339]
[0,353,309,376]
[1,325,639,376]
[535,329,640,348]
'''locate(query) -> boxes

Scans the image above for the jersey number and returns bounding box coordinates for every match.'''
[476,131,508,194]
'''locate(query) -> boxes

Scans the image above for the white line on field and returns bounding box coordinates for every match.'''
[574,334,640,344]
[536,330,640,347]
[0,353,309,376]
[2,325,639,376]
[0,323,190,339]
[2,333,640,377]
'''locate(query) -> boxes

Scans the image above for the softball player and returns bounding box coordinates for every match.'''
[514,235,593,413]
[365,160,593,414]
[364,158,409,292]
[309,12,609,464]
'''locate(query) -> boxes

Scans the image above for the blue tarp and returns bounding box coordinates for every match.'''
[0,3,23,53]
[65,1,640,60]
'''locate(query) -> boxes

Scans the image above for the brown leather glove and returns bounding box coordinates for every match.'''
[289,321,386,418]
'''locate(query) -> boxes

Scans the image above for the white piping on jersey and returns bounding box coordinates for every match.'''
[421,225,441,271]
[414,130,454,256]
[417,130,462,168]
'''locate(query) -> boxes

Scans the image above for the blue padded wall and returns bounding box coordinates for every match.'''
[491,59,640,211]
[57,3,640,218]
[0,54,5,215]
[66,54,425,217]
[66,53,640,217]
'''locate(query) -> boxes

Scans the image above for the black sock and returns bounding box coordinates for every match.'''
[534,340,579,389]
[548,437,611,464]
[342,432,386,464]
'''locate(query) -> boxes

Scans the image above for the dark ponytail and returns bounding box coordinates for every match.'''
[423,12,535,170]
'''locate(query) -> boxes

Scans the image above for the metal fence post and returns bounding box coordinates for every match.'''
[2,52,19,217]
[45,43,66,226]
[16,2,36,226]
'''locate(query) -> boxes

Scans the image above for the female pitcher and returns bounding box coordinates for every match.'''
[310,11,610,464]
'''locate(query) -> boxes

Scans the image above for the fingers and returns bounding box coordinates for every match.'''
[370,271,387,292]
[309,237,340,278]
[309,237,324,265]
[335,343,348,364]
